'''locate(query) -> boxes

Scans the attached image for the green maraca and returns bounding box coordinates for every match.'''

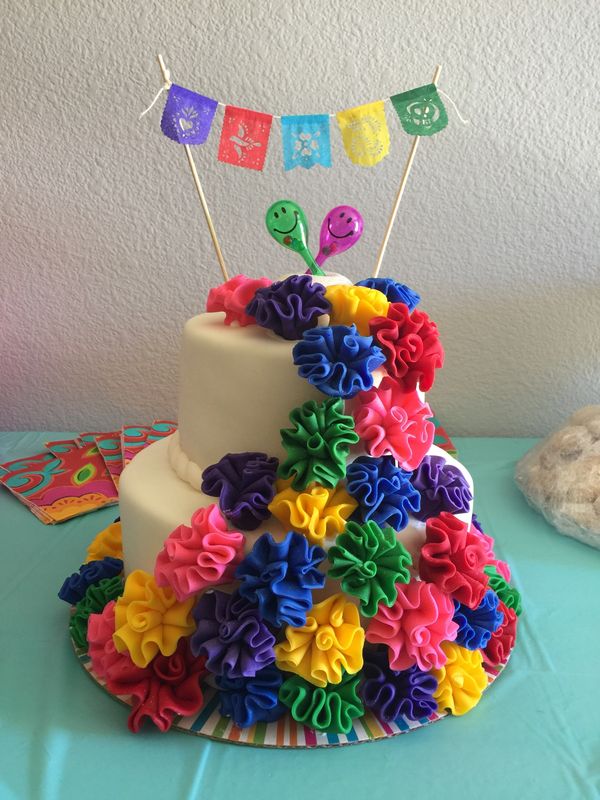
[265,200,325,276]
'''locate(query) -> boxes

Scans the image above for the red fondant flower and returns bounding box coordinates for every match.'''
[419,512,489,609]
[483,601,517,665]
[353,377,434,470]
[206,275,271,326]
[370,302,444,391]
[366,579,458,671]
[107,638,208,733]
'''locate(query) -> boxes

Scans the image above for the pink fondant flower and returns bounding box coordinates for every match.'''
[420,512,489,609]
[366,580,458,671]
[154,504,245,602]
[88,601,144,681]
[472,523,512,582]
[353,376,434,470]
[206,275,272,326]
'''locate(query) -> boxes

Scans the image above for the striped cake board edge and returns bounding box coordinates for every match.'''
[73,638,512,748]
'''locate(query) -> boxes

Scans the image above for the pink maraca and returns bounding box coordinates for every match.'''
[315,205,364,267]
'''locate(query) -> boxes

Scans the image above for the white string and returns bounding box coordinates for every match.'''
[139,69,172,119]
[437,89,470,125]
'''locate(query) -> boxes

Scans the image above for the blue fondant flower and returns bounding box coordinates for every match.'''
[293,324,385,399]
[356,278,420,311]
[236,531,326,628]
[246,274,330,340]
[453,590,504,650]
[217,664,285,728]
[58,557,123,605]
[346,456,420,531]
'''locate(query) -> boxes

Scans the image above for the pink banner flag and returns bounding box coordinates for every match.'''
[218,105,273,171]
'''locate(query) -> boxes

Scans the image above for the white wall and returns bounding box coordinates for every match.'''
[2,0,598,436]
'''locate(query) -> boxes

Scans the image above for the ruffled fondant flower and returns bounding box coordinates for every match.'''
[353,377,434,470]
[346,455,420,531]
[84,521,123,563]
[246,274,330,340]
[484,565,522,615]
[327,521,412,617]
[279,671,364,734]
[113,570,196,668]
[201,452,279,531]
[106,637,208,733]
[360,648,438,722]
[470,516,512,582]
[70,576,124,650]
[154,504,245,601]
[420,512,490,609]
[366,580,457,671]
[410,455,472,521]
[356,277,420,311]
[236,531,326,628]
[268,479,357,545]
[206,274,272,326]
[280,397,359,490]
[217,664,285,728]
[483,601,518,665]
[369,302,444,391]
[190,590,275,678]
[325,284,389,335]
[88,600,136,680]
[293,325,385,399]
[274,593,364,687]
[59,556,123,605]
[432,642,488,716]
[453,590,504,650]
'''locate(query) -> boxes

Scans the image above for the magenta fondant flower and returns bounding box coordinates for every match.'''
[88,600,139,681]
[353,377,434,470]
[154,504,245,601]
[366,580,458,672]
[420,512,489,609]
[206,275,272,326]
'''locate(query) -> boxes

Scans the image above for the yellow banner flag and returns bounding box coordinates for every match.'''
[336,101,390,167]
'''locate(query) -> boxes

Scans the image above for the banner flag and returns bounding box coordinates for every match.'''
[160,84,218,145]
[390,83,448,136]
[281,114,332,171]
[336,101,390,167]
[217,105,273,171]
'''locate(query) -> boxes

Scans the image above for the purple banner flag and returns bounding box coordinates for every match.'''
[161,84,218,145]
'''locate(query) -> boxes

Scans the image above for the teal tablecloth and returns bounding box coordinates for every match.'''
[1,433,598,800]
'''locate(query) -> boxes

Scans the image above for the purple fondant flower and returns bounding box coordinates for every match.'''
[360,648,438,722]
[236,531,326,628]
[201,452,278,531]
[346,456,420,531]
[58,557,123,605]
[356,278,420,311]
[190,590,275,678]
[453,590,504,650]
[245,274,330,340]
[410,455,472,522]
[293,325,386,399]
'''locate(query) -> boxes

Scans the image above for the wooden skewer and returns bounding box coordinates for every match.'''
[372,64,442,279]
[157,53,229,282]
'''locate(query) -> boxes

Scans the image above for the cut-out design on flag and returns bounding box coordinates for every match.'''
[390,84,448,136]
[336,101,390,167]
[281,114,332,171]
[160,84,218,145]
[217,105,273,171]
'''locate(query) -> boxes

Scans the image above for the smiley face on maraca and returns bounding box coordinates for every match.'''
[316,205,364,267]
[265,201,310,253]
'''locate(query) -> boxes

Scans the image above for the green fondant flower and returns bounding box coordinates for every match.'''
[484,566,522,616]
[279,397,359,490]
[279,671,364,734]
[69,576,124,650]
[328,520,412,617]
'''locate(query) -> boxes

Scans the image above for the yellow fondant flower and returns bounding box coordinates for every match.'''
[112,570,195,668]
[275,593,364,687]
[432,642,488,716]
[268,479,358,545]
[325,285,390,335]
[85,521,123,563]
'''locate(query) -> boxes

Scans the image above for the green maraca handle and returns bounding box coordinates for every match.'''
[299,246,325,276]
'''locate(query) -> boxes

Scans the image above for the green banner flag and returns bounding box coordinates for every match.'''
[390,83,448,136]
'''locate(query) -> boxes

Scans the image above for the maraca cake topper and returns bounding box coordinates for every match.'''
[316,205,364,268]
[265,200,325,276]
